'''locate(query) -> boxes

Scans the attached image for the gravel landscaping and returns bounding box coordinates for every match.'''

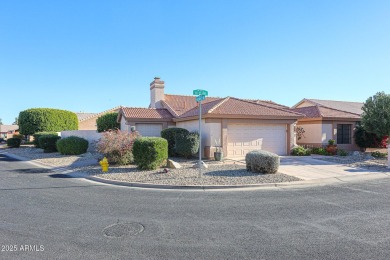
[0,145,301,186]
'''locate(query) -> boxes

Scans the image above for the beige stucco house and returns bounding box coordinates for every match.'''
[76,107,121,130]
[292,99,363,151]
[0,125,19,139]
[118,77,304,159]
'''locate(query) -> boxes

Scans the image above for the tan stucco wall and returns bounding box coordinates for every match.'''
[297,120,360,150]
[78,117,98,130]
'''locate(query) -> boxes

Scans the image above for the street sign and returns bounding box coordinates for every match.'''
[196,95,205,102]
[193,89,208,96]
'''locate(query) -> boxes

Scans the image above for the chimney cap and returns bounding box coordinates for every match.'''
[154,76,160,80]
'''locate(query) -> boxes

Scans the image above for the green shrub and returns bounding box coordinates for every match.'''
[96,112,120,133]
[133,137,168,170]
[354,125,384,150]
[161,127,190,156]
[328,139,336,145]
[7,138,21,148]
[310,147,328,155]
[291,146,309,156]
[175,132,200,158]
[56,136,89,155]
[96,130,140,165]
[245,150,280,174]
[13,134,24,140]
[33,132,58,148]
[371,151,388,158]
[19,108,78,135]
[38,135,61,153]
[337,149,348,156]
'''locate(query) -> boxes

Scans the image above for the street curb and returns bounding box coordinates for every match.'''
[2,151,389,191]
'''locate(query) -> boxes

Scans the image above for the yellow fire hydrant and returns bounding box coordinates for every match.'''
[99,157,109,172]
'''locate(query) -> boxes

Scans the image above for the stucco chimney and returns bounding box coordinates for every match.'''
[150,77,165,108]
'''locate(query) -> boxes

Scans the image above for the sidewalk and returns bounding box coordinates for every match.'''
[279,156,385,180]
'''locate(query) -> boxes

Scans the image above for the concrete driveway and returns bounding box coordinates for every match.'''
[279,156,383,180]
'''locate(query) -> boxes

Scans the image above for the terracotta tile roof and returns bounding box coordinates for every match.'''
[76,106,121,122]
[120,107,173,119]
[301,99,363,115]
[163,94,222,116]
[0,125,19,133]
[179,97,303,118]
[76,113,98,121]
[247,99,291,110]
[292,105,361,119]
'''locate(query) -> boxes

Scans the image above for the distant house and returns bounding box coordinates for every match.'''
[76,107,121,130]
[118,77,303,158]
[292,99,363,150]
[0,125,19,139]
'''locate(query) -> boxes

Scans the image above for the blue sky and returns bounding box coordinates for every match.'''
[1,0,389,124]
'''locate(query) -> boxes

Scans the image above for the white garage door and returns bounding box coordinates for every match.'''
[227,124,286,157]
[135,124,163,137]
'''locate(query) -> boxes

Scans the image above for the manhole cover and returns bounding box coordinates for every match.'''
[103,223,144,238]
[49,174,73,178]
[14,168,53,174]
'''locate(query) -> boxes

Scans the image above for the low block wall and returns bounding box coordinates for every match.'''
[61,130,102,152]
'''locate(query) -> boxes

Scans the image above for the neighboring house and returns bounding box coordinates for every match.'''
[0,125,19,139]
[292,99,363,151]
[118,77,303,158]
[76,107,121,130]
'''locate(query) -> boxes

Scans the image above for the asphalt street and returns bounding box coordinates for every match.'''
[0,153,390,260]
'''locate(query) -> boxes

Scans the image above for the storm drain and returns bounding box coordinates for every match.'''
[103,223,144,238]
[49,174,74,178]
[13,168,53,174]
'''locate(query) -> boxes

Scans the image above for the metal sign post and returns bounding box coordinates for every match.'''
[193,90,208,177]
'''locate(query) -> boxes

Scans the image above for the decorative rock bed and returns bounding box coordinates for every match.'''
[0,145,301,186]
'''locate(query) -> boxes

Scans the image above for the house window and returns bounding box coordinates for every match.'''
[337,124,351,144]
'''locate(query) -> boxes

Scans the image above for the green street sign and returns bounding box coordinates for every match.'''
[196,95,206,102]
[193,89,208,96]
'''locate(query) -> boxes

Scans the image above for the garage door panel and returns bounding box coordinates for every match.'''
[227,124,286,157]
[135,124,162,137]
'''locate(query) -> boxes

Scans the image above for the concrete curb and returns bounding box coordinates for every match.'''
[2,151,389,191]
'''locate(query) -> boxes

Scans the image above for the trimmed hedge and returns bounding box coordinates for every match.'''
[38,135,61,153]
[19,108,78,135]
[96,112,120,133]
[56,136,89,155]
[13,134,24,140]
[161,127,190,156]
[33,132,58,148]
[7,138,21,148]
[245,150,280,174]
[175,132,200,158]
[133,137,168,170]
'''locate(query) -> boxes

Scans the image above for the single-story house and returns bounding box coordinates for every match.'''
[118,77,304,158]
[0,125,19,139]
[292,99,363,150]
[76,106,121,130]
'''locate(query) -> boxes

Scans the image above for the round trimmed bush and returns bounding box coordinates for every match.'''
[38,135,61,153]
[175,132,199,158]
[245,150,280,174]
[56,136,89,155]
[133,137,168,170]
[7,138,21,148]
[161,127,190,156]
[33,132,58,148]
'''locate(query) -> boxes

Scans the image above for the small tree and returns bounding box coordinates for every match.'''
[362,92,390,145]
[96,112,120,133]
[0,118,2,125]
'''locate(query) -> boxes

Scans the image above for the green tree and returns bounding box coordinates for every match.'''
[13,117,18,125]
[0,118,2,125]
[96,112,120,132]
[361,92,390,142]
[18,108,78,135]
